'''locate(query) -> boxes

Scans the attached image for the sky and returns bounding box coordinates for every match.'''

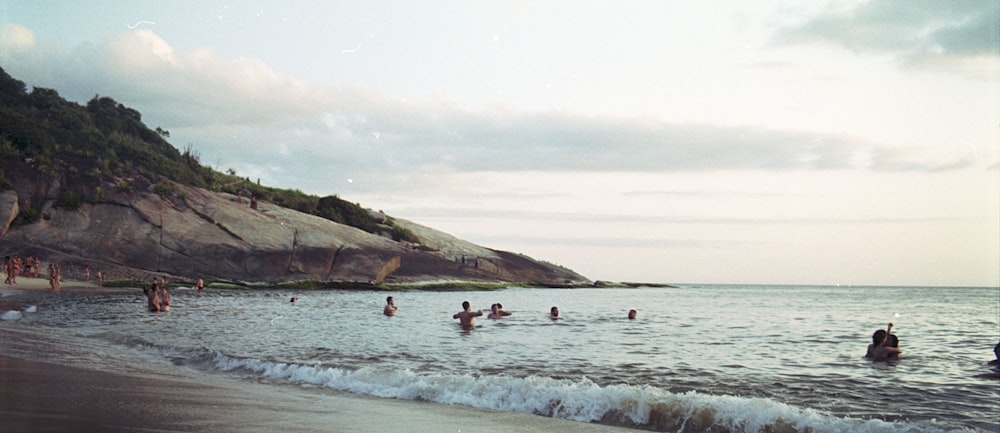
[1,1,997,287]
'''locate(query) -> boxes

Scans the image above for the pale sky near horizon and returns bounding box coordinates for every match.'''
[1,1,997,286]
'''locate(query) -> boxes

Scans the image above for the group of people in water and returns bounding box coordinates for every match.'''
[3,258,995,368]
[384,298,997,367]
[380,297,639,330]
[143,277,173,312]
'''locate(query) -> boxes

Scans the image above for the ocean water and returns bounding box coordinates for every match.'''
[1,284,998,432]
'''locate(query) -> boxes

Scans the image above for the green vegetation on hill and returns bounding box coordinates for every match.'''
[0,66,418,243]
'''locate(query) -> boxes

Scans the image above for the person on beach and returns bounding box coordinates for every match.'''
[549,306,560,320]
[627,309,637,320]
[47,263,56,291]
[487,303,512,319]
[8,256,20,284]
[867,323,902,361]
[23,256,33,279]
[453,301,483,329]
[3,256,10,284]
[84,265,91,281]
[383,296,397,316]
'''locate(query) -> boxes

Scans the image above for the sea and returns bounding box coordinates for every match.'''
[1,284,998,432]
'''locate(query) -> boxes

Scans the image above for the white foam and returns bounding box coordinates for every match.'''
[23,305,37,313]
[1,310,23,321]
[209,355,965,433]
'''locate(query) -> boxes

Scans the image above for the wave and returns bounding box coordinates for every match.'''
[206,353,972,433]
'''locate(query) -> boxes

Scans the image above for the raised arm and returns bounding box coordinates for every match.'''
[880,323,894,346]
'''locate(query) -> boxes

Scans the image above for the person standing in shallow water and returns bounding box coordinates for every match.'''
[452,301,483,329]
[383,296,397,316]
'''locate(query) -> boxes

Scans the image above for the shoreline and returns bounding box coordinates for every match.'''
[0,354,638,433]
[1,277,120,312]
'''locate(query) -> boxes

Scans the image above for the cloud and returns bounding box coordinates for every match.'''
[0,23,978,198]
[1,28,335,127]
[0,23,36,55]
[772,1,999,78]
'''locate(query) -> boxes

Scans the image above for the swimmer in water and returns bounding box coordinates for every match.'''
[627,309,637,320]
[487,303,512,319]
[869,323,902,361]
[549,306,560,320]
[452,301,483,329]
[384,296,397,316]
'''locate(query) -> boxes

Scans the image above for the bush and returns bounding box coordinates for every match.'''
[19,208,38,223]
[0,138,18,158]
[391,224,420,243]
[153,180,175,197]
[58,190,83,210]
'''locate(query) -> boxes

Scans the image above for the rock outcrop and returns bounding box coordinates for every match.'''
[0,182,588,285]
[0,190,17,236]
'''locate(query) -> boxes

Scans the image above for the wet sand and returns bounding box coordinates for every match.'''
[1,277,107,312]
[1,276,139,307]
[2,276,109,292]
[0,355,637,433]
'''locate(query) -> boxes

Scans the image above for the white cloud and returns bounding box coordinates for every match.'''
[0,23,988,200]
[0,23,35,55]
[1,27,335,127]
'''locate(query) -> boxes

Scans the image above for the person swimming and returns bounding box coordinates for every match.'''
[487,303,512,319]
[452,301,483,329]
[384,296,397,316]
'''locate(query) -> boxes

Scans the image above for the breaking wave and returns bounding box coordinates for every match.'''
[207,353,970,433]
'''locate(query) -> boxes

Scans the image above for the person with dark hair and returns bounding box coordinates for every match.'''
[865,323,903,361]
[989,341,1000,366]
[487,303,512,319]
[452,301,482,329]
[865,329,887,358]
[549,306,560,320]
[627,309,637,320]
[383,296,397,316]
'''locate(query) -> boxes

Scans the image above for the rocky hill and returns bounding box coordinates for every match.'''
[0,67,588,286]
